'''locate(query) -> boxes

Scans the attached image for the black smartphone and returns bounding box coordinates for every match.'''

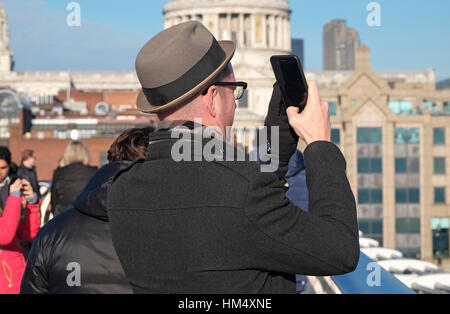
[270,55,308,114]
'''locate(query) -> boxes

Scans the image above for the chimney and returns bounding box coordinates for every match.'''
[356,45,371,71]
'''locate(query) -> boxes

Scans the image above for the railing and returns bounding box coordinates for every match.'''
[330,252,415,294]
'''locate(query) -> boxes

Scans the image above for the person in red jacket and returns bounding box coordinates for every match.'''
[0,146,40,294]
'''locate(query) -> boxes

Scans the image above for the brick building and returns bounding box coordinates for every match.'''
[56,89,142,114]
[8,109,156,181]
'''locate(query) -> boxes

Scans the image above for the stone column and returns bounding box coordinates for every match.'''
[226,13,232,41]
[262,15,267,48]
[286,17,291,51]
[251,14,256,48]
[277,16,283,49]
[269,15,276,48]
[282,16,288,50]
[239,13,245,47]
[215,14,220,39]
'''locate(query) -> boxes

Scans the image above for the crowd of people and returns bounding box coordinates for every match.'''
[0,21,358,294]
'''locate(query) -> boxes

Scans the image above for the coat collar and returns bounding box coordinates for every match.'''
[146,120,237,162]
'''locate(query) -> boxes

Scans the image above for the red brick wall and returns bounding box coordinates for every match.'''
[9,124,114,182]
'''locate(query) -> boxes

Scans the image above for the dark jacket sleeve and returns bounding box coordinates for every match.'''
[20,230,49,294]
[50,170,58,214]
[244,141,359,276]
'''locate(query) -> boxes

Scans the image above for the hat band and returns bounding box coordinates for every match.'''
[142,39,226,108]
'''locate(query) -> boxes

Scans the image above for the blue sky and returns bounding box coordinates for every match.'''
[2,0,450,80]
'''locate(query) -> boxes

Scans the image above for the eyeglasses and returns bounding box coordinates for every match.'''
[203,81,248,100]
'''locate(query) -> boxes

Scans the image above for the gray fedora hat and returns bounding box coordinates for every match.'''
[136,21,236,113]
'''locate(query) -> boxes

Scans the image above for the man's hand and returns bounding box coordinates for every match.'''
[286,81,331,146]
[264,82,299,179]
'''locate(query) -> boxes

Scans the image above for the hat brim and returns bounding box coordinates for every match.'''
[136,40,236,114]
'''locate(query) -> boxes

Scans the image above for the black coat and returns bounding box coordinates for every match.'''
[17,164,40,198]
[107,124,360,294]
[20,162,133,294]
[51,163,97,216]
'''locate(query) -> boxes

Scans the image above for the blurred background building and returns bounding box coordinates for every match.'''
[291,38,304,67]
[323,19,360,71]
[0,0,449,268]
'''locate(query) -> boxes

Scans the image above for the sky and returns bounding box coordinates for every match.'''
[2,0,450,80]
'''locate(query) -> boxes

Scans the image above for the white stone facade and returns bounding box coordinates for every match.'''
[0,2,439,124]
[163,0,292,128]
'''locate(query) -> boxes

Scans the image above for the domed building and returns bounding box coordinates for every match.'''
[163,0,292,134]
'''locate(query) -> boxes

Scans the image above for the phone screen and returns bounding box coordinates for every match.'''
[271,56,308,113]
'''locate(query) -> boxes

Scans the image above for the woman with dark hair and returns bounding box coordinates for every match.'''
[21,127,154,294]
[0,146,40,294]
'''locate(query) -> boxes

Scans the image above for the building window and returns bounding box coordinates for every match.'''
[434,157,446,174]
[359,219,383,236]
[357,128,382,144]
[396,188,420,204]
[409,188,420,204]
[358,188,382,204]
[358,158,382,174]
[331,129,340,145]
[388,101,413,115]
[329,102,337,116]
[396,218,420,234]
[395,128,420,144]
[358,158,369,173]
[433,128,445,145]
[397,248,421,259]
[371,158,382,173]
[432,218,449,258]
[443,101,450,113]
[395,158,407,174]
[434,188,446,204]
[371,189,383,204]
[420,101,435,113]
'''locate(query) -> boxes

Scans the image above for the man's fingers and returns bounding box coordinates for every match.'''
[286,106,300,120]
[307,80,320,104]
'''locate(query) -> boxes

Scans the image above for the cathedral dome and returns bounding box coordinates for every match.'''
[163,0,291,52]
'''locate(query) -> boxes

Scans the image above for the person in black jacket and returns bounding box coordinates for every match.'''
[50,141,98,216]
[106,22,359,294]
[20,127,154,294]
[17,149,40,199]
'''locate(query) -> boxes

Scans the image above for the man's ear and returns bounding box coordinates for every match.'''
[203,86,217,118]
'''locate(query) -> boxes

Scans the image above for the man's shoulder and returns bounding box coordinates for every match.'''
[113,158,273,186]
[38,209,83,236]
[107,159,280,211]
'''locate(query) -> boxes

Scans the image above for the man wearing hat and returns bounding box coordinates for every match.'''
[107,21,359,293]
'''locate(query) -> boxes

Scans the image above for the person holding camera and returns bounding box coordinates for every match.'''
[107,21,359,294]
[0,146,40,294]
